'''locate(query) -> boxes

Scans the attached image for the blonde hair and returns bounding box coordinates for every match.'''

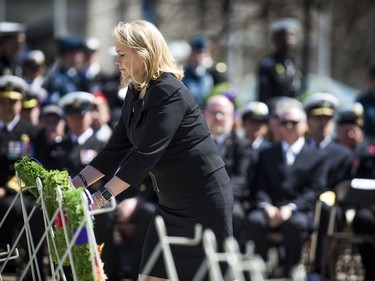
[113,20,184,90]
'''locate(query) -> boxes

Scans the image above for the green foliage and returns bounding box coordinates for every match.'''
[14,156,100,279]
[14,156,73,265]
[14,156,49,197]
[65,188,95,281]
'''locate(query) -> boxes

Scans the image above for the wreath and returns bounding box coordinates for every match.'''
[14,156,107,280]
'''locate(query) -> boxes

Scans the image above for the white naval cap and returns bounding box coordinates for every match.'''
[271,17,300,34]
[0,75,28,100]
[59,91,94,115]
[0,21,26,36]
[242,101,269,121]
[303,92,340,117]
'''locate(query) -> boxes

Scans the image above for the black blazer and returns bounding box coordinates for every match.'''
[307,139,354,189]
[218,131,251,200]
[90,72,226,192]
[251,142,328,212]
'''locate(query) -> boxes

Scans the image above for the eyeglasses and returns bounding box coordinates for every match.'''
[279,119,300,127]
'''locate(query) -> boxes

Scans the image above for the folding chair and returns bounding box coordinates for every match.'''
[141,215,203,281]
[327,179,375,281]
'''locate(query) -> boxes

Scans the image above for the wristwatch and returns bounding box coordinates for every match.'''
[99,187,113,201]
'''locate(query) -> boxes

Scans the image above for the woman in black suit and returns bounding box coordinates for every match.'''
[71,20,233,280]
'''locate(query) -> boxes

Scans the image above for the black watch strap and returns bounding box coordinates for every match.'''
[99,187,113,201]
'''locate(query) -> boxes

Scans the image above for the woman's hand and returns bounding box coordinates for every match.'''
[0,187,6,199]
[117,197,140,223]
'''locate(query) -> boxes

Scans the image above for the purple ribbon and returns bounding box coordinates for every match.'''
[83,188,93,206]
[68,175,76,189]
[72,227,89,245]
[30,157,43,166]
[83,188,95,220]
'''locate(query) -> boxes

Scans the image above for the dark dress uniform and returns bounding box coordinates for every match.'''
[215,131,251,248]
[350,141,375,281]
[257,54,301,104]
[0,117,47,280]
[44,133,105,178]
[257,19,302,104]
[89,72,233,279]
[43,91,108,280]
[0,75,47,280]
[0,22,25,76]
[44,90,106,191]
[0,118,46,188]
[43,37,86,105]
[307,137,354,274]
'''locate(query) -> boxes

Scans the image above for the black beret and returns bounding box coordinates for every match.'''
[189,36,209,52]
[56,36,86,51]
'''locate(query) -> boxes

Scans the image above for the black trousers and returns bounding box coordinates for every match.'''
[245,209,313,275]
[352,207,375,281]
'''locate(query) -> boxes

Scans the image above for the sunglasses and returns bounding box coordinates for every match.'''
[279,119,300,127]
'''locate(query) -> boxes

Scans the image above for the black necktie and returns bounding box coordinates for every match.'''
[2,125,9,138]
[1,125,9,155]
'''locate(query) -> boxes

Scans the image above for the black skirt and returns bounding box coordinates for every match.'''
[139,167,233,280]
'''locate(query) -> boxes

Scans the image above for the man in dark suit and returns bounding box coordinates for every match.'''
[303,93,354,277]
[245,100,328,277]
[0,75,47,280]
[204,94,251,248]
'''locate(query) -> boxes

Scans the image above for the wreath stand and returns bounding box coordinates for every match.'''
[0,173,116,281]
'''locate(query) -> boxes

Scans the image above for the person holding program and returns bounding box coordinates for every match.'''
[71,20,233,281]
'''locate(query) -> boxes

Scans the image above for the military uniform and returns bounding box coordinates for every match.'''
[336,104,375,281]
[0,75,46,190]
[0,75,46,280]
[44,92,106,190]
[257,18,302,104]
[336,103,367,156]
[182,36,214,107]
[0,22,26,76]
[242,101,272,162]
[50,91,131,279]
[242,101,272,210]
[304,93,354,275]
[43,37,86,104]
[356,64,375,144]
[304,93,354,188]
